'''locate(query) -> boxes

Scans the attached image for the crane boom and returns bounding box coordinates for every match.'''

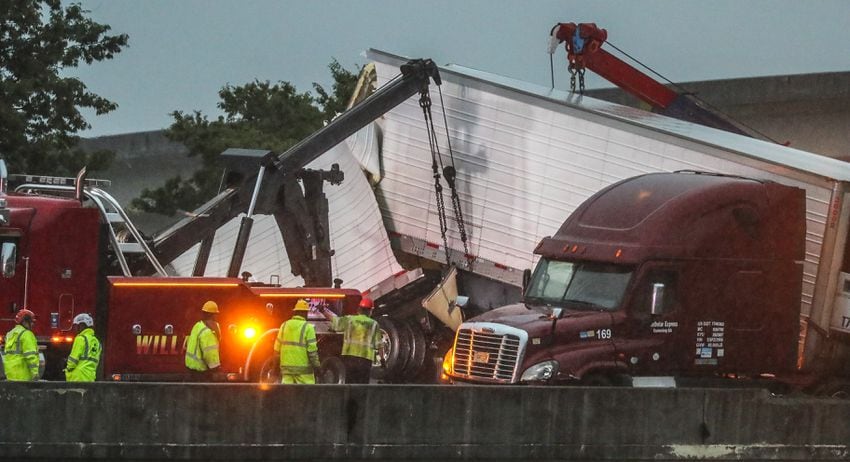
[550,22,756,138]
[149,58,441,286]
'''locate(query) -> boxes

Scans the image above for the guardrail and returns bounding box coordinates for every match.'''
[0,382,847,460]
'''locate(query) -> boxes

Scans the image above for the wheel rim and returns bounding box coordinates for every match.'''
[258,356,280,384]
[374,328,391,367]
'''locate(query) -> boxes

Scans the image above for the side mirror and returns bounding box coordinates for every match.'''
[0,242,15,278]
[522,268,532,295]
[650,283,665,316]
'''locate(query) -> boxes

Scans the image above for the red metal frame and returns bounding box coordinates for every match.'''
[553,22,677,109]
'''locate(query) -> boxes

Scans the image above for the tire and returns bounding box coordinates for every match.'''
[372,316,410,382]
[400,321,427,380]
[256,354,281,384]
[247,338,278,383]
[320,357,346,384]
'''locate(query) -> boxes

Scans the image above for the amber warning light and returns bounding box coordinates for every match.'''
[243,327,257,339]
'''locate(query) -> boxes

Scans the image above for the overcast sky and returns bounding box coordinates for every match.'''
[66,0,850,137]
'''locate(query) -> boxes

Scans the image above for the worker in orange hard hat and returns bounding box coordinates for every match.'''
[321,296,381,384]
[274,299,321,384]
[4,309,40,381]
[184,300,221,381]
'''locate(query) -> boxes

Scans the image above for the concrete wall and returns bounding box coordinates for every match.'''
[0,383,847,460]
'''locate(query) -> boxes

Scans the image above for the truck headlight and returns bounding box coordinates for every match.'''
[440,347,455,382]
[520,360,558,383]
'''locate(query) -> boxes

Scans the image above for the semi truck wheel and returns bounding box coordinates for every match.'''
[320,357,346,384]
[372,316,410,381]
[400,320,427,380]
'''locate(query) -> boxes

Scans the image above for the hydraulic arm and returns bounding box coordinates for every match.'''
[150,59,442,287]
[549,22,754,138]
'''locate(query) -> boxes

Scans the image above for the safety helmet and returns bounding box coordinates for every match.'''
[201,300,219,314]
[359,297,374,310]
[15,309,35,324]
[72,313,94,327]
[293,299,310,312]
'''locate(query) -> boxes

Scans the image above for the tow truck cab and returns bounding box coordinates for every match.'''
[446,172,805,385]
[0,192,101,379]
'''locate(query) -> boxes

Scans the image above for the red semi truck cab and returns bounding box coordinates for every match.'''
[445,171,806,385]
[0,192,102,378]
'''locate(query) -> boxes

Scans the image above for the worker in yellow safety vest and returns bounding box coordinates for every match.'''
[184,300,221,381]
[274,299,321,384]
[322,297,381,384]
[64,313,101,382]
[3,309,39,381]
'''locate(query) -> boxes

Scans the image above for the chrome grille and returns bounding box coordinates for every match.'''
[453,326,523,383]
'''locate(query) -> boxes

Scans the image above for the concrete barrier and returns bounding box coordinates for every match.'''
[0,382,848,460]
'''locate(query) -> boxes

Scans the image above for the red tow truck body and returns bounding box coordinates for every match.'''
[104,277,360,381]
[0,185,362,381]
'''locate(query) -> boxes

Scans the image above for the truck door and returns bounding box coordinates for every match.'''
[0,236,22,332]
[613,263,688,376]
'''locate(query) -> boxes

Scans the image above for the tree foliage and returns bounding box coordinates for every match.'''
[0,0,128,175]
[133,59,358,216]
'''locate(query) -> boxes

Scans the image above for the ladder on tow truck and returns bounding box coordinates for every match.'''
[10,174,167,277]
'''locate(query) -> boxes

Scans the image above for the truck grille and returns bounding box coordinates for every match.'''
[452,324,525,383]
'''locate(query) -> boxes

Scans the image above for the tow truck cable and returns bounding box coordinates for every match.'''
[417,80,471,268]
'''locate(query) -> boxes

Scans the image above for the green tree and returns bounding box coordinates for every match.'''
[133,59,358,216]
[0,0,128,175]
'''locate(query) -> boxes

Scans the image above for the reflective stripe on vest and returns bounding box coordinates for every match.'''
[186,323,218,370]
[279,317,319,369]
[280,365,314,374]
[339,315,379,360]
[5,326,24,354]
[185,325,210,365]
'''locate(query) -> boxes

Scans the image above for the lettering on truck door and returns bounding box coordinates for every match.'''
[615,264,687,375]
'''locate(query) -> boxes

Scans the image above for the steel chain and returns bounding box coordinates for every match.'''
[419,92,452,265]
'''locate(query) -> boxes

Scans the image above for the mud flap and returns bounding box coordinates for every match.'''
[421,266,464,331]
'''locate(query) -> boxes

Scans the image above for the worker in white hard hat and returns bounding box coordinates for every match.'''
[184,300,221,381]
[64,313,101,382]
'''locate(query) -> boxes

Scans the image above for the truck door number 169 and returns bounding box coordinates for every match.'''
[597,329,612,339]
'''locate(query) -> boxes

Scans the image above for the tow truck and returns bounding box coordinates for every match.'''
[0,58,443,382]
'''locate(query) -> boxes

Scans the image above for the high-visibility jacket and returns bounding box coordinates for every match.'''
[274,315,320,377]
[331,314,381,361]
[184,321,221,371]
[3,325,39,381]
[65,327,101,382]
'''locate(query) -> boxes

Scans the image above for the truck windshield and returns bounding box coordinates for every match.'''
[524,258,632,312]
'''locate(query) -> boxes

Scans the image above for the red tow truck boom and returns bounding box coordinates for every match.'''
[549,22,758,139]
